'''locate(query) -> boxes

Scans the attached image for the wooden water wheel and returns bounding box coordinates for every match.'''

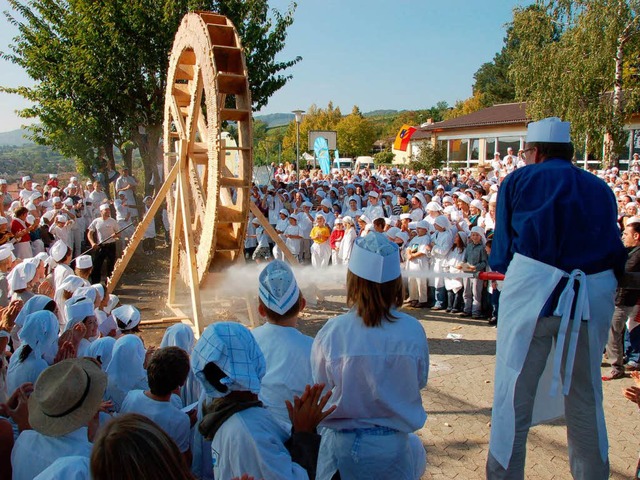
[164,11,253,285]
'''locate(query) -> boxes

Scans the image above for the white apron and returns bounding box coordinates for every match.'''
[489,253,616,469]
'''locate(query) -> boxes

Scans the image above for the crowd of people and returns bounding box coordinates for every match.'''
[0,120,639,478]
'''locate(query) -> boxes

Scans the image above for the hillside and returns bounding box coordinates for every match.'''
[0,128,33,147]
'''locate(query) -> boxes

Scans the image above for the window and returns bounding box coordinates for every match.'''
[497,136,520,158]
[470,139,480,160]
[449,139,469,162]
[485,139,496,160]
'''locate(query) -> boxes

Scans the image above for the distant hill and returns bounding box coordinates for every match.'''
[254,113,294,128]
[0,128,34,147]
[363,109,399,117]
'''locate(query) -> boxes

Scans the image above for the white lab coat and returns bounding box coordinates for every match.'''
[338,227,357,264]
[312,308,428,478]
[252,323,313,431]
[33,456,90,480]
[11,427,92,480]
[489,253,616,469]
[211,407,309,480]
[444,248,465,293]
[431,230,453,289]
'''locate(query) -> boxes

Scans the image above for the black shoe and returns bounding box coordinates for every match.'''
[488,317,497,326]
[446,308,452,313]
[459,312,471,317]
[418,302,430,308]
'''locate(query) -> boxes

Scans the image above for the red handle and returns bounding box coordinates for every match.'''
[477,271,505,281]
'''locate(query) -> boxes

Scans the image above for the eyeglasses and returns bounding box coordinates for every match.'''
[522,147,536,160]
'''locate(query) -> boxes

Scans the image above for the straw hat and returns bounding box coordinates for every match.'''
[29,358,107,437]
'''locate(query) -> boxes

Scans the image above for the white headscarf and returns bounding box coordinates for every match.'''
[105,335,147,393]
[160,323,195,353]
[18,311,59,360]
[7,262,37,292]
[87,337,116,371]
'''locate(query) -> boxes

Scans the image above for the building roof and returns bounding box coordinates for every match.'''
[423,102,528,132]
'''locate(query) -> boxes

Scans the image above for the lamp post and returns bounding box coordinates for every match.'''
[292,109,304,184]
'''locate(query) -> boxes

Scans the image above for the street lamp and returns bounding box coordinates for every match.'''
[292,109,304,183]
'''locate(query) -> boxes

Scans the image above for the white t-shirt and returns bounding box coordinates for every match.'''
[120,389,191,452]
[88,217,119,244]
[252,323,313,431]
[284,224,301,255]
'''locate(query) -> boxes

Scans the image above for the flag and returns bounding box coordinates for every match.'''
[314,137,331,174]
[393,124,417,151]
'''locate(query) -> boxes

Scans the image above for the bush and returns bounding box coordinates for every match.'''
[373,150,395,165]
[409,142,446,172]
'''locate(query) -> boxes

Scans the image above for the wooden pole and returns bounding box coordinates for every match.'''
[249,202,299,265]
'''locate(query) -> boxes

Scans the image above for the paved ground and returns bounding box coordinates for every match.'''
[119,248,639,479]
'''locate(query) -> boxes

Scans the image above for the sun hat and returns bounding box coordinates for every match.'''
[28,358,107,437]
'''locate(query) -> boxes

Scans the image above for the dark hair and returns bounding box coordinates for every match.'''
[346,271,404,327]
[527,141,574,162]
[44,300,56,312]
[91,413,194,480]
[373,218,386,229]
[627,222,640,235]
[19,344,33,363]
[258,291,303,322]
[14,207,28,218]
[202,362,229,394]
[147,347,190,396]
[116,318,140,333]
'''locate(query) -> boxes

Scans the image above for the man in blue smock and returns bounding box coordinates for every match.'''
[486,117,627,480]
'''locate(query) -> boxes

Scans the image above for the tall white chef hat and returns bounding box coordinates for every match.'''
[348,232,401,284]
[258,259,301,316]
[50,240,70,263]
[526,117,571,143]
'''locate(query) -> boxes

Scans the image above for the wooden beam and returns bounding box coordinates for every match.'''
[107,161,180,294]
[178,156,204,334]
[167,178,183,305]
[249,202,299,265]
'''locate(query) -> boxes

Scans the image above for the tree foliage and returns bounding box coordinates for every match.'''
[410,142,447,172]
[2,0,300,192]
[509,0,640,166]
[373,149,395,165]
[335,106,377,157]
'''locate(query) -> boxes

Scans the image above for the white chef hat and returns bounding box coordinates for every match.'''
[56,214,67,223]
[342,215,354,225]
[0,246,13,262]
[76,255,93,269]
[399,213,411,220]
[22,175,31,183]
[49,174,57,179]
[368,191,379,198]
[63,198,74,207]
[0,179,6,185]
[70,176,78,182]
[0,217,7,226]
[527,117,571,143]
[72,286,97,304]
[91,283,105,303]
[396,231,409,245]
[470,199,484,210]
[99,203,110,212]
[416,220,429,230]
[320,199,332,209]
[52,196,61,203]
[258,260,300,315]
[50,240,70,262]
[385,227,400,239]
[458,194,472,205]
[112,305,141,331]
[426,201,442,212]
[104,294,119,314]
[64,297,95,331]
[302,201,313,208]
[348,232,401,284]
[26,214,35,224]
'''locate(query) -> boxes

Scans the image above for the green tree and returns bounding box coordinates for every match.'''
[472,26,518,108]
[2,0,301,193]
[410,142,446,172]
[373,149,395,165]
[281,102,342,162]
[509,0,640,166]
[335,106,377,157]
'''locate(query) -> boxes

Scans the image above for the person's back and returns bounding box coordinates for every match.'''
[12,428,92,480]
[252,322,313,430]
[120,389,190,453]
[491,159,625,275]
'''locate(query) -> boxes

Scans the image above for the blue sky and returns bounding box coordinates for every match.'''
[0,0,530,133]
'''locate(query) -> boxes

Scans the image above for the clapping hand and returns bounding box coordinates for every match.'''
[285,383,336,433]
[0,299,23,333]
[0,383,33,432]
